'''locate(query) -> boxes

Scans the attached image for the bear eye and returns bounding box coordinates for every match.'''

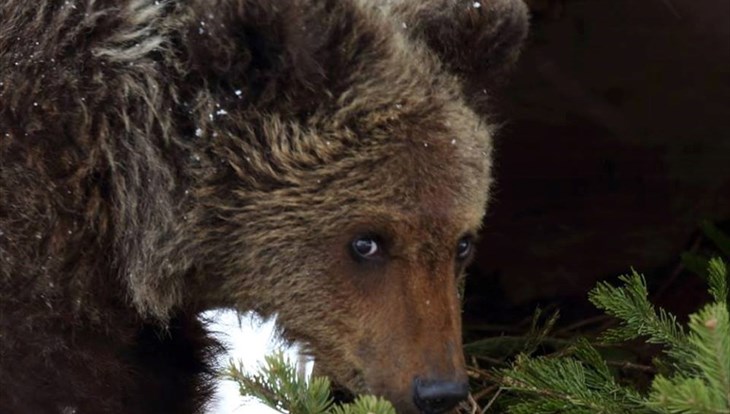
[351,237,381,260]
[456,237,472,260]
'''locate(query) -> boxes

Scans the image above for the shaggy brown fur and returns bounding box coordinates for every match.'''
[0,0,527,413]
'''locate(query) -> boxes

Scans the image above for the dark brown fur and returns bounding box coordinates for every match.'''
[0,1,527,412]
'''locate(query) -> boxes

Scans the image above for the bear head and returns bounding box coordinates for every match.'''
[130,0,528,412]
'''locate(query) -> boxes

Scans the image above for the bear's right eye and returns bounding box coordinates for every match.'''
[351,237,381,261]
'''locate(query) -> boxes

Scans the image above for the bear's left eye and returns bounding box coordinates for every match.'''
[351,236,381,261]
[456,237,472,260]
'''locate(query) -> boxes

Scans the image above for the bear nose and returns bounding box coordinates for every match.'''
[413,378,469,414]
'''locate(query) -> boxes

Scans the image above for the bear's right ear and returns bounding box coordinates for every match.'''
[388,0,529,108]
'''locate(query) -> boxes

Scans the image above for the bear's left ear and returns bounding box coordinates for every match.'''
[388,0,529,107]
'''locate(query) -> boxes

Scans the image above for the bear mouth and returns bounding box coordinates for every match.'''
[329,380,356,405]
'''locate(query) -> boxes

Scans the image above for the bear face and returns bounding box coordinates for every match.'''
[215,106,495,412]
[277,140,491,411]
[0,0,527,413]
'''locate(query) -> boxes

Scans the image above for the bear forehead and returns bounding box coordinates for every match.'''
[373,104,493,214]
[319,121,492,237]
[375,150,490,234]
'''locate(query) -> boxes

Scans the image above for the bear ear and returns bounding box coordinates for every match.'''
[389,0,529,107]
[185,1,316,107]
[185,0,374,115]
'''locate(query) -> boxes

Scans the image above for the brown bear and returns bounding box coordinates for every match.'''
[0,0,527,413]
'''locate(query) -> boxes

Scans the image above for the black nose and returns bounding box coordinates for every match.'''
[413,378,469,414]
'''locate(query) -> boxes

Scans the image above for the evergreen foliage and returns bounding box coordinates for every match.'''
[223,352,396,414]
[500,257,729,414]
[588,271,693,372]
[647,262,729,413]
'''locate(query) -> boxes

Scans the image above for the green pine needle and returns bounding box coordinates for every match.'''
[223,352,396,414]
[331,396,397,414]
[588,271,694,371]
[647,302,729,412]
[501,350,643,414]
[707,257,729,305]
[500,258,730,414]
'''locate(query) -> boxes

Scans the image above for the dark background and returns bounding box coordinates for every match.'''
[464,0,730,329]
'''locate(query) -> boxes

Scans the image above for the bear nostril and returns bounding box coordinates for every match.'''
[413,378,469,414]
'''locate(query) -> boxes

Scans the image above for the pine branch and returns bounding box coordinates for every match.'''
[588,271,694,371]
[707,257,728,305]
[500,336,648,414]
[223,352,396,414]
[648,255,730,412]
[649,375,730,414]
[496,258,730,414]
[330,396,396,414]
[223,352,333,414]
[647,302,730,413]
